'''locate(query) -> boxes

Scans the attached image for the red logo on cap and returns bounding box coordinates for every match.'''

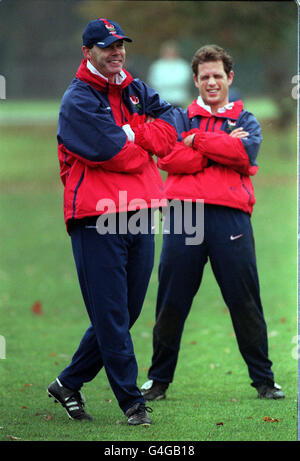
[98,19,123,40]
[105,22,116,34]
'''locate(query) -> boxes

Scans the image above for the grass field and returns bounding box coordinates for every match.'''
[0,108,297,442]
[0,97,279,125]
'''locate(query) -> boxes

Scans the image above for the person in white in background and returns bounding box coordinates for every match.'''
[147,40,191,108]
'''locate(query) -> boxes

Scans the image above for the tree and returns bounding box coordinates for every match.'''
[77,1,297,126]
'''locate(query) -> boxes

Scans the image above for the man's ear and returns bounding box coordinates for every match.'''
[228,70,234,87]
[193,74,199,89]
[82,46,91,60]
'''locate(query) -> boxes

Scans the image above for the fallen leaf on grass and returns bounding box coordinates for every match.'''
[35,412,53,420]
[263,416,280,423]
[209,363,220,369]
[140,332,150,338]
[216,422,224,426]
[58,353,70,359]
[268,330,278,338]
[7,434,21,440]
[31,301,43,315]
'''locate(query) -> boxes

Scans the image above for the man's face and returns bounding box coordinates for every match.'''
[193,60,234,112]
[83,40,126,82]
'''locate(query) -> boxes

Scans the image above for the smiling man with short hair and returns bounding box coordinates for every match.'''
[82,39,126,83]
[141,44,285,403]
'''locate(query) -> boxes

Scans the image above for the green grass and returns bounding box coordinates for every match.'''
[0,115,297,442]
[244,98,279,120]
[0,100,60,125]
[0,96,279,125]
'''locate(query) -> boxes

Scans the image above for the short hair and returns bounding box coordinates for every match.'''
[191,45,233,77]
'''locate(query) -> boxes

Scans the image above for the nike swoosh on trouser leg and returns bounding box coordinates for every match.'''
[230,234,244,240]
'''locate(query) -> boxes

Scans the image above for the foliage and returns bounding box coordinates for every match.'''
[0,0,297,112]
[77,1,296,58]
[77,1,298,127]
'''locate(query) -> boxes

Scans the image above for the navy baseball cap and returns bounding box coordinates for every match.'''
[82,18,132,48]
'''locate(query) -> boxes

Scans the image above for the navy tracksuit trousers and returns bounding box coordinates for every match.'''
[58,211,155,414]
[148,203,274,388]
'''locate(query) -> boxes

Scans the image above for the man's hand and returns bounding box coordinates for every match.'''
[229,127,249,138]
[145,115,155,123]
[183,134,196,147]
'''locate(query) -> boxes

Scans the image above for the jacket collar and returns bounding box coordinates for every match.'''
[75,59,133,91]
[188,96,244,120]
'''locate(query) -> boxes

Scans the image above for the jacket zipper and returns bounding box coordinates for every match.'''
[240,174,252,205]
[120,100,127,124]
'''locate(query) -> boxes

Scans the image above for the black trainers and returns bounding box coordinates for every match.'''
[141,379,169,401]
[126,402,153,426]
[47,378,93,420]
[257,382,285,399]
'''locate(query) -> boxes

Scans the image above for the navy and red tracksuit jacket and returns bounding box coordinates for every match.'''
[57,59,177,231]
[158,99,262,215]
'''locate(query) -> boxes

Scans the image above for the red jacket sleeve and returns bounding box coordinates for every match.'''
[157,140,208,174]
[193,132,258,176]
[192,111,262,176]
[133,119,177,158]
[96,140,150,174]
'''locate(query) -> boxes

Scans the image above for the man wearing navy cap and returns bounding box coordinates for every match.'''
[47,18,177,426]
[81,19,132,83]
